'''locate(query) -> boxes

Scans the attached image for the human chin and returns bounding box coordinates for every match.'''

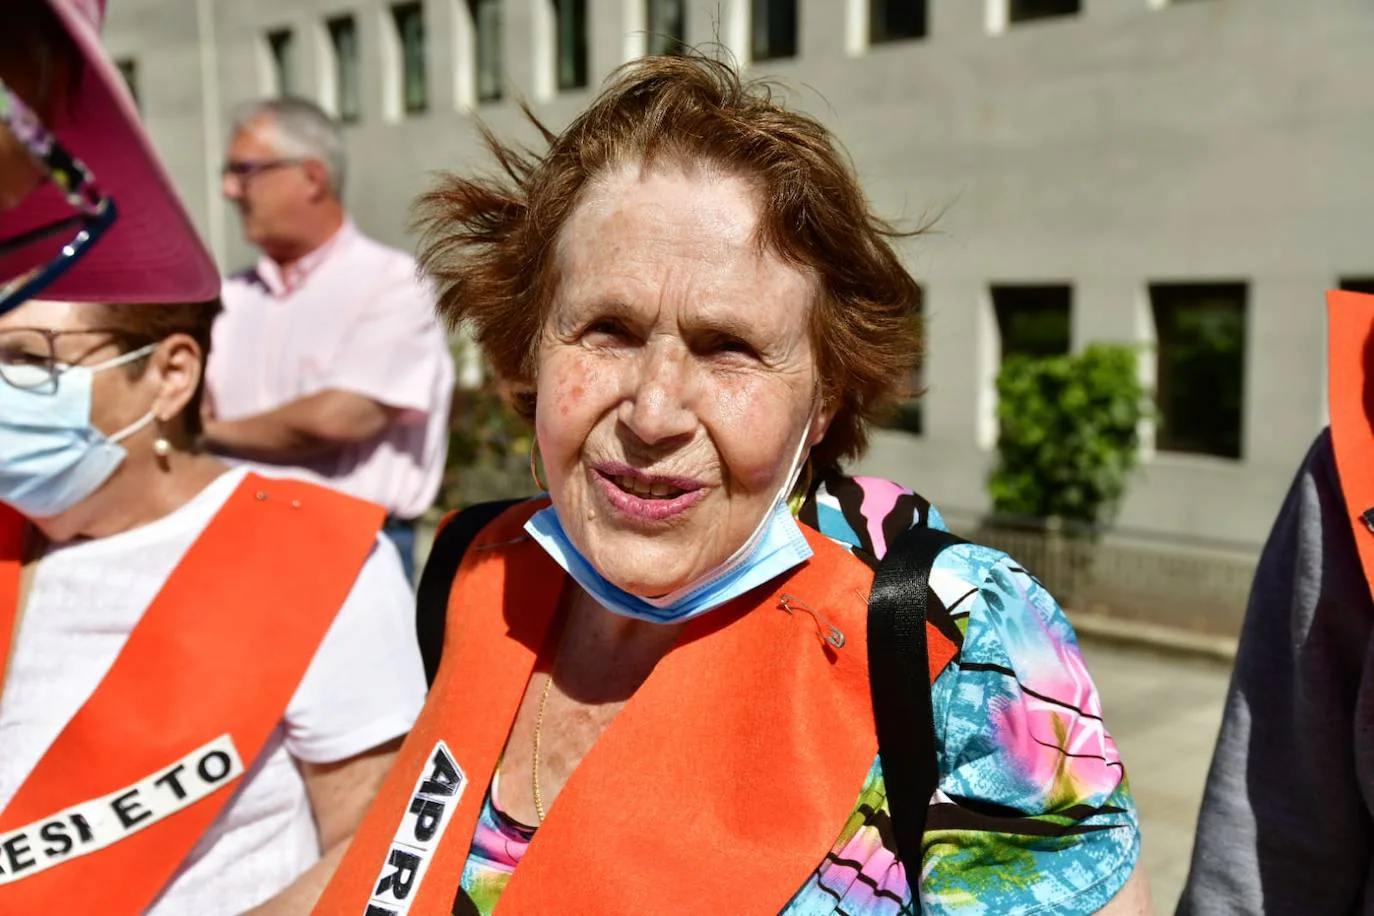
[577,520,716,597]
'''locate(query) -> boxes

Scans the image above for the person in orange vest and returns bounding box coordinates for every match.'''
[0,0,219,316]
[1178,289,1374,913]
[318,55,1152,916]
[0,293,427,914]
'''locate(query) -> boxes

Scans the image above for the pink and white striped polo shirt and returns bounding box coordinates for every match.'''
[206,220,454,520]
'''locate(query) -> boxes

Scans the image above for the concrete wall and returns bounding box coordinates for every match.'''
[105,0,1372,552]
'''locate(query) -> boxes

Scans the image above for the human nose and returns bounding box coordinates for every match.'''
[620,342,697,448]
[221,170,243,201]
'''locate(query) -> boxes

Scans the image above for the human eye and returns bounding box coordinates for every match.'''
[582,316,635,347]
[699,332,760,362]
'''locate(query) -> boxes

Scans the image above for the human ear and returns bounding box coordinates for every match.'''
[304,159,334,202]
[148,333,204,427]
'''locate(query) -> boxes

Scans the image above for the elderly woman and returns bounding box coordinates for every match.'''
[0,296,426,913]
[321,56,1149,915]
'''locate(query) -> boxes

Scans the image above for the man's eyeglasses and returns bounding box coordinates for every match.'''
[0,326,153,395]
[221,158,306,186]
[0,79,118,318]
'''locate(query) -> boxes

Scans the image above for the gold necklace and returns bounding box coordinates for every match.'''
[531,675,554,823]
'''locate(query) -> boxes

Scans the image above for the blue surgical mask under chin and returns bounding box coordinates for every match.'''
[525,425,816,625]
[0,343,158,518]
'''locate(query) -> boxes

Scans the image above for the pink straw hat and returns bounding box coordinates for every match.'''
[0,0,220,304]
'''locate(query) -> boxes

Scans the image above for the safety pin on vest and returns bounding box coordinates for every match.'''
[778,593,846,650]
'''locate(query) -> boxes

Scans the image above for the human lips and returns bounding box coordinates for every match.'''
[591,462,708,521]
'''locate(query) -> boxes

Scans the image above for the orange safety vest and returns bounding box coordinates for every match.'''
[1327,289,1374,594]
[0,473,384,914]
[316,499,957,915]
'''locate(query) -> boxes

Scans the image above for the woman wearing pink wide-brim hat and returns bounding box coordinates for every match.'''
[0,0,219,315]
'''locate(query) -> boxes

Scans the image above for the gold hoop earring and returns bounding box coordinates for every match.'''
[529,438,548,492]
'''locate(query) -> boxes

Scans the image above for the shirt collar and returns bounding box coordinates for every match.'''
[255,218,357,298]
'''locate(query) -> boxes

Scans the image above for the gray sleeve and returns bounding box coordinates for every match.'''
[1178,430,1374,915]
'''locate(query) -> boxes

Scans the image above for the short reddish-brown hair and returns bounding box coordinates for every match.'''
[415,54,923,469]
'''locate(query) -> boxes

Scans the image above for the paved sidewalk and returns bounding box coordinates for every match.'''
[1078,639,1233,915]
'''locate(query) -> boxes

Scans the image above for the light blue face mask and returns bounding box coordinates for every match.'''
[0,343,158,518]
[524,422,816,625]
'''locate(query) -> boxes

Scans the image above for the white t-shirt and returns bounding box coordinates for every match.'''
[0,467,427,915]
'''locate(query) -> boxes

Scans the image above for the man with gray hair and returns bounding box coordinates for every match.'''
[203,97,454,580]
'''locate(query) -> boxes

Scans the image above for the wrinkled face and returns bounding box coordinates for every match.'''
[222,115,316,249]
[535,161,831,597]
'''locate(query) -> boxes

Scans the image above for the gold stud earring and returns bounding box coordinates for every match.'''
[529,438,548,492]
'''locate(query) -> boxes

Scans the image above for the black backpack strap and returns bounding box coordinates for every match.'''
[867,525,966,907]
[415,499,522,687]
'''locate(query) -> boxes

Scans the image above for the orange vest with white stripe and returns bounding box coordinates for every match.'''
[1327,290,1374,596]
[316,498,957,915]
[0,473,383,913]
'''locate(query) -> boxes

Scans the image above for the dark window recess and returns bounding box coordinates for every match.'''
[327,16,361,123]
[992,284,1072,361]
[751,0,797,62]
[871,0,927,44]
[392,2,428,114]
[647,0,687,56]
[469,0,504,103]
[1150,282,1247,459]
[1339,277,1374,296]
[555,0,588,90]
[1008,0,1081,24]
[266,28,295,97]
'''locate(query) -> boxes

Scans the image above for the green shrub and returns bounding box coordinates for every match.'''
[988,344,1148,527]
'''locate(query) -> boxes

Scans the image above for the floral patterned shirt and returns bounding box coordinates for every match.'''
[454,473,1140,915]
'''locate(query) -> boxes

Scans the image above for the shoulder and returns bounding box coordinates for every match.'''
[221,265,268,298]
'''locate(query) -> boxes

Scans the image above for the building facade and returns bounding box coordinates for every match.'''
[101,0,1374,563]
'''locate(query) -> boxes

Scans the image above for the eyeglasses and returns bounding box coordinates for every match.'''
[221,158,306,186]
[0,79,118,318]
[0,326,153,395]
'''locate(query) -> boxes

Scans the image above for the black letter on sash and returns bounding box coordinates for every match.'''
[408,797,445,843]
[197,750,233,784]
[373,850,421,900]
[154,763,189,800]
[419,747,460,797]
[40,821,72,858]
[3,834,36,874]
[70,814,94,844]
[365,907,400,916]
[112,789,152,829]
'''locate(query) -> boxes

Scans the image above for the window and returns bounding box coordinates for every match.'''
[871,0,927,44]
[470,0,504,102]
[1150,283,1247,459]
[555,0,588,91]
[992,285,1072,361]
[647,0,687,56]
[114,58,139,109]
[1008,0,1080,24]
[391,2,428,114]
[327,16,361,123]
[266,28,296,97]
[751,0,797,62]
